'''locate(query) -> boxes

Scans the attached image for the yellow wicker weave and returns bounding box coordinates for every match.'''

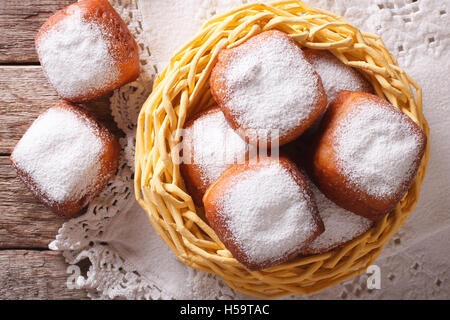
[135,0,430,298]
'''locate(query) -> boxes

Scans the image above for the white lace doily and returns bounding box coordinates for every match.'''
[49,0,450,299]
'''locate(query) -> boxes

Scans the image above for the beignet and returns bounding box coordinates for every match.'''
[303,49,373,103]
[11,102,120,217]
[35,0,140,102]
[203,156,324,270]
[301,49,374,139]
[282,142,374,254]
[309,91,427,221]
[180,106,250,206]
[301,178,374,255]
[210,30,327,147]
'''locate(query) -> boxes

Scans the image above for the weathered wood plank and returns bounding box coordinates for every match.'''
[0,250,89,299]
[0,0,73,63]
[0,65,122,154]
[0,156,67,249]
[0,1,116,300]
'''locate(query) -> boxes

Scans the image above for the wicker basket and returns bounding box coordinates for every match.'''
[135,0,430,298]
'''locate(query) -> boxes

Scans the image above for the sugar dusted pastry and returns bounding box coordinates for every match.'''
[10,102,120,217]
[303,49,373,103]
[300,49,374,139]
[282,142,374,254]
[35,0,140,102]
[180,106,251,206]
[210,30,327,147]
[203,156,324,270]
[309,91,427,221]
[301,178,374,255]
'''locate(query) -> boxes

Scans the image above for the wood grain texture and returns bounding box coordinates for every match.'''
[0,0,123,300]
[0,65,122,154]
[0,250,88,299]
[0,0,73,63]
[0,156,68,249]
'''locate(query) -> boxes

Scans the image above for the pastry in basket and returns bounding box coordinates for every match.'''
[180,105,252,206]
[301,49,373,140]
[301,177,374,255]
[203,155,324,270]
[303,49,373,103]
[10,102,120,217]
[35,0,140,102]
[210,30,327,147]
[134,0,430,297]
[282,142,374,254]
[309,91,427,221]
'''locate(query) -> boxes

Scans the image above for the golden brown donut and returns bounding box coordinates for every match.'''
[210,30,327,147]
[180,106,250,206]
[203,155,324,271]
[280,141,374,255]
[309,91,427,221]
[35,0,140,102]
[10,102,120,217]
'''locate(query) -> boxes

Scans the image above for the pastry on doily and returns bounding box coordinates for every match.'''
[180,105,252,206]
[309,91,427,221]
[35,0,140,102]
[203,155,324,270]
[210,30,327,147]
[10,102,120,217]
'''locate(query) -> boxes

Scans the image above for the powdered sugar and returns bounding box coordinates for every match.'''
[222,32,321,139]
[190,110,248,184]
[334,101,422,198]
[220,163,318,265]
[303,181,373,254]
[12,107,104,203]
[37,8,119,99]
[304,49,372,102]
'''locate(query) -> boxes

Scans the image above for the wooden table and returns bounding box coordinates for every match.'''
[0,0,124,299]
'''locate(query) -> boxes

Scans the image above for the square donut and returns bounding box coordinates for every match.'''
[301,178,374,255]
[11,102,120,217]
[203,156,324,270]
[180,105,251,206]
[309,91,427,221]
[281,141,374,254]
[35,0,140,102]
[210,30,327,147]
[303,49,373,103]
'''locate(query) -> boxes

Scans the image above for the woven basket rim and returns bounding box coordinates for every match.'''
[134,0,430,298]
